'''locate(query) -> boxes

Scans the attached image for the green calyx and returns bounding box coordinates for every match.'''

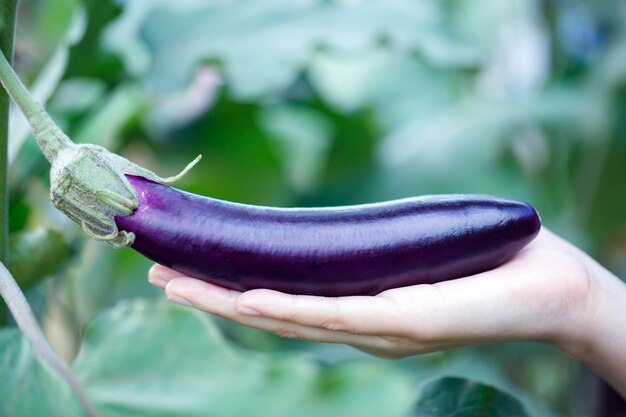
[0,49,200,248]
[50,144,200,247]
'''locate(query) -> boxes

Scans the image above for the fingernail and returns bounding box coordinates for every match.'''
[167,293,193,307]
[237,306,261,316]
[148,276,169,289]
[151,263,181,278]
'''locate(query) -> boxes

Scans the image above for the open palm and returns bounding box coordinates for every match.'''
[149,228,595,358]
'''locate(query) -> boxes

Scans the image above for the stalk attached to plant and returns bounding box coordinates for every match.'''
[0,50,199,247]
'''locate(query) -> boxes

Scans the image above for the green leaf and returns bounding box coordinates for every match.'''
[72,299,412,417]
[8,227,71,289]
[103,0,476,98]
[0,329,82,417]
[309,48,396,113]
[73,83,149,149]
[48,77,106,114]
[63,241,159,327]
[258,104,333,192]
[413,376,529,417]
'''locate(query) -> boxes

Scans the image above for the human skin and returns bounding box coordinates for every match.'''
[148,228,626,398]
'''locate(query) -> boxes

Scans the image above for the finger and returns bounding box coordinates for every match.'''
[235,289,412,336]
[164,278,389,348]
[349,344,406,360]
[148,264,185,289]
[379,246,576,343]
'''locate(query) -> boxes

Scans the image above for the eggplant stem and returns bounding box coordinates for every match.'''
[0,50,74,163]
[0,43,199,250]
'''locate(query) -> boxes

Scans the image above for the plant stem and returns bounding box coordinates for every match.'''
[0,262,98,417]
[0,48,74,163]
[0,0,18,272]
[0,0,19,326]
[0,5,96,415]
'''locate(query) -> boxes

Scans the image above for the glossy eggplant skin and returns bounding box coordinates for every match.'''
[115,175,541,296]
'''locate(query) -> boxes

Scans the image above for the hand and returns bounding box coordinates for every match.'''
[148,228,590,356]
[148,228,626,397]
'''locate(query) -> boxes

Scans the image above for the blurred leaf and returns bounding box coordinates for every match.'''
[48,77,106,114]
[413,376,529,417]
[64,0,126,81]
[397,347,560,417]
[8,227,71,289]
[309,48,395,113]
[17,0,82,53]
[372,79,614,204]
[73,83,149,149]
[158,98,289,205]
[143,67,222,138]
[9,5,86,164]
[9,1,626,415]
[72,299,413,417]
[375,97,530,198]
[8,197,31,234]
[0,329,82,417]
[64,241,159,328]
[104,0,476,98]
[377,90,588,171]
[586,137,626,245]
[22,179,77,238]
[258,104,333,192]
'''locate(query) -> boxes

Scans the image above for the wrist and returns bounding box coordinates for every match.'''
[551,255,626,397]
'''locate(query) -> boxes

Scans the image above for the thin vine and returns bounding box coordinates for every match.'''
[0,0,18,327]
[0,263,98,417]
[0,2,97,416]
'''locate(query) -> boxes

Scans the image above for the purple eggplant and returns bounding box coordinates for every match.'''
[114,175,541,296]
[0,50,540,296]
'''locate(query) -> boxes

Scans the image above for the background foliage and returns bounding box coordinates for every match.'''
[2,0,626,415]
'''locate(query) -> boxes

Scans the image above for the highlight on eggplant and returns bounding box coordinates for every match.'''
[114,175,541,296]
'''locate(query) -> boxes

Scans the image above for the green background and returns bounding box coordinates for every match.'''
[3,0,625,415]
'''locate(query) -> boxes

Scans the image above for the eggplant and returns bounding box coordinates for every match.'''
[0,49,541,296]
[115,175,541,296]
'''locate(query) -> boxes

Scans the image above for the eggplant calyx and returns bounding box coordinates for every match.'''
[49,144,201,248]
